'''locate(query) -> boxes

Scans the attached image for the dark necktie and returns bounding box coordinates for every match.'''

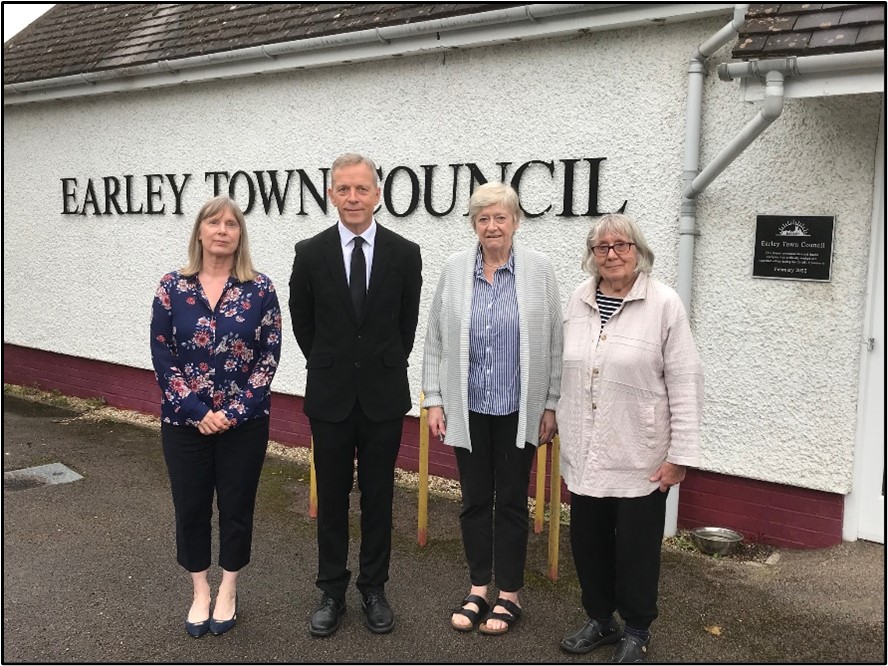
[350,236,366,317]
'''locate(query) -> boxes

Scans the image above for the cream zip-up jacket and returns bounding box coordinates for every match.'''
[422,241,563,452]
[558,272,703,498]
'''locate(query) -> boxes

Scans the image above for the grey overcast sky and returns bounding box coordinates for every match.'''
[3,3,54,43]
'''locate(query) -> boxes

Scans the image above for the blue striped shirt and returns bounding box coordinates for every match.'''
[468,247,520,415]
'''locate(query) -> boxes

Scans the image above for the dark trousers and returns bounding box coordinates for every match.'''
[454,411,536,592]
[310,402,403,600]
[161,417,269,573]
[570,490,668,630]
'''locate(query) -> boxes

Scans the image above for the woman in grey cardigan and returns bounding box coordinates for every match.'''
[422,182,563,635]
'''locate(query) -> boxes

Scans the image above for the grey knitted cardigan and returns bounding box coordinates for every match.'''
[422,241,563,451]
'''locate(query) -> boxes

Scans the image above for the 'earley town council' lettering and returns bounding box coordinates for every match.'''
[61,158,627,218]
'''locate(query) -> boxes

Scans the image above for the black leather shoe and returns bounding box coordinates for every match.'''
[361,591,394,634]
[309,593,346,637]
[560,619,622,654]
[611,634,650,662]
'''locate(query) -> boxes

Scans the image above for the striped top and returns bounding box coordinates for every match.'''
[596,288,623,328]
[468,248,520,415]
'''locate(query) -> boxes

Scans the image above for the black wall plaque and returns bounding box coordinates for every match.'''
[752,215,835,281]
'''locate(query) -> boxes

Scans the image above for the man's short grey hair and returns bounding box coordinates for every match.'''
[331,153,379,186]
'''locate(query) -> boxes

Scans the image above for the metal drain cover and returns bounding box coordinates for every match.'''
[3,463,83,491]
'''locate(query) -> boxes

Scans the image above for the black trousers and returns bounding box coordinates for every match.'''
[161,417,269,573]
[453,411,536,592]
[310,402,403,600]
[569,490,668,630]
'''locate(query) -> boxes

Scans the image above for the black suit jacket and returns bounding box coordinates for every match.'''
[289,223,422,422]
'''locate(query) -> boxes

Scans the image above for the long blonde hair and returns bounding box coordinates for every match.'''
[181,196,257,282]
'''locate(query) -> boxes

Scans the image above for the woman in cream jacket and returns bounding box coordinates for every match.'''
[557,213,703,663]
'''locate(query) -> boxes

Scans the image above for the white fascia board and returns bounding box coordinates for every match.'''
[3,4,734,106]
[740,69,885,100]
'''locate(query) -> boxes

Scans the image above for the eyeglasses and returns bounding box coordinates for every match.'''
[590,241,635,257]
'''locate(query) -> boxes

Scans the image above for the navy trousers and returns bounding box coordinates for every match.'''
[162,417,269,572]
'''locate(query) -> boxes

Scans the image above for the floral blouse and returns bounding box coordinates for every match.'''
[150,271,282,428]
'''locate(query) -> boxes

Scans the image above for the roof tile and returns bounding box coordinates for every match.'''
[762,32,812,52]
[808,26,859,50]
[734,33,769,53]
[793,11,843,31]
[839,5,886,26]
[744,16,798,34]
[857,23,886,47]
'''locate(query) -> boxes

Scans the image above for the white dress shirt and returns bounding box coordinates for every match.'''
[338,219,376,287]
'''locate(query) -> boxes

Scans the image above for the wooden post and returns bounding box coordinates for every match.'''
[418,392,429,546]
[534,444,547,534]
[547,435,561,581]
[308,436,318,519]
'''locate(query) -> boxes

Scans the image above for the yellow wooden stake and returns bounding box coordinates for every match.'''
[547,435,561,581]
[308,436,318,519]
[418,392,429,547]
[534,444,547,534]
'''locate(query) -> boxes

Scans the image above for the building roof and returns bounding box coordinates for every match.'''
[733,2,885,59]
[2,2,514,85]
[4,3,884,88]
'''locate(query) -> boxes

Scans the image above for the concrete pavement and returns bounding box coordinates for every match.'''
[2,393,885,663]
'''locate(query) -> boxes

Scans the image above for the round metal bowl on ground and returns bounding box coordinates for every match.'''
[689,527,744,555]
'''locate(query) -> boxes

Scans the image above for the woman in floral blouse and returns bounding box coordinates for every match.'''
[150,196,282,638]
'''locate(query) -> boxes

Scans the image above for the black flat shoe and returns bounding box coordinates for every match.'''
[185,618,210,638]
[611,634,650,662]
[209,594,237,636]
[361,591,394,634]
[310,593,346,637]
[560,619,622,654]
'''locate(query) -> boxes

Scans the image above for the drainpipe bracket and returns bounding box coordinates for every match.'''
[374,28,391,45]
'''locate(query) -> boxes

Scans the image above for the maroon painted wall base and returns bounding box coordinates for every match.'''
[4,344,844,547]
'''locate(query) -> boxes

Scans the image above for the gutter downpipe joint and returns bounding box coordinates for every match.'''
[667,3,748,537]
[684,70,785,199]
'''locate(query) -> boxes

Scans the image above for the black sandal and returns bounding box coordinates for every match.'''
[478,597,522,635]
[450,594,490,632]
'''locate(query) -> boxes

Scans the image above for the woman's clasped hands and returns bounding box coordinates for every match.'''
[198,410,231,435]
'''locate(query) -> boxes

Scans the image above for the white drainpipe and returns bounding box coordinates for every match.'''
[718,49,885,80]
[685,70,785,200]
[667,4,748,536]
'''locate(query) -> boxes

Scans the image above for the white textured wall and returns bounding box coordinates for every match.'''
[3,18,880,494]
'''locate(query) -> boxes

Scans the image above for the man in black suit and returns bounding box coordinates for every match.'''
[289,153,422,636]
